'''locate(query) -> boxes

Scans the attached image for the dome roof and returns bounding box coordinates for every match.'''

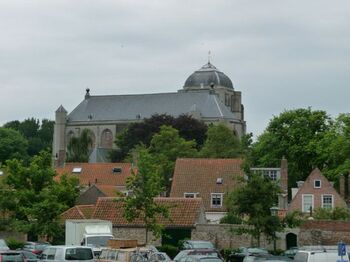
[184,62,233,90]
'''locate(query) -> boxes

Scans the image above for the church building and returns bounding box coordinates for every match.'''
[52,61,246,166]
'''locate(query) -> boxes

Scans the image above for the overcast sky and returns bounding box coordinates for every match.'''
[1,0,349,138]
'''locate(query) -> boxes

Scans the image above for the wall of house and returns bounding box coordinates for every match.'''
[299,220,350,245]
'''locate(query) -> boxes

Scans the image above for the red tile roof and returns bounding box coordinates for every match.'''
[55,163,133,187]
[91,197,205,228]
[170,158,244,212]
[60,205,95,222]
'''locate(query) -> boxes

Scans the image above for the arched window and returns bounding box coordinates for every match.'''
[101,129,113,148]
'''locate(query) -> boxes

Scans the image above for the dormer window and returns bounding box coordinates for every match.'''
[216,178,223,184]
[113,167,122,173]
[184,193,198,198]
[72,167,82,173]
[314,180,321,188]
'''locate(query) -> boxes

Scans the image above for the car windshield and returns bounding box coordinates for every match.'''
[1,253,24,262]
[65,248,93,260]
[86,236,111,247]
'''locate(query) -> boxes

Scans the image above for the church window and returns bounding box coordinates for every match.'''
[101,129,113,148]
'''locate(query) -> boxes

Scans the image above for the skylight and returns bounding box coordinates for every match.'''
[72,167,82,173]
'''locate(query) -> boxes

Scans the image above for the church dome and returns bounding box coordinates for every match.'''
[184,62,233,90]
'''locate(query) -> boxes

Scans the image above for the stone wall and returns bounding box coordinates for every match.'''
[0,231,27,242]
[113,227,161,246]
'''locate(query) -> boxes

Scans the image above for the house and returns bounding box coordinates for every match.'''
[288,168,347,214]
[61,197,206,246]
[76,185,120,205]
[170,158,244,223]
[55,162,132,189]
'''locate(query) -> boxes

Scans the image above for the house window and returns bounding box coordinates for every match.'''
[184,193,197,198]
[211,193,223,208]
[314,180,321,188]
[322,195,333,209]
[302,194,314,213]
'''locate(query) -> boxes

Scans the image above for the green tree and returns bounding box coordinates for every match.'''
[112,114,206,161]
[66,129,94,162]
[223,174,282,246]
[0,151,79,240]
[0,127,28,164]
[148,125,198,192]
[122,149,169,244]
[200,124,241,158]
[248,108,331,189]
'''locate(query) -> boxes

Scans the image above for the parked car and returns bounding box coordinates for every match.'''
[180,241,215,250]
[229,247,269,262]
[243,254,292,262]
[19,250,38,262]
[0,250,24,262]
[148,252,172,262]
[23,242,50,255]
[98,246,155,262]
[294,249,349,262]
[0,239,9,251]
[174,249,222,262]
[179,255,224,262]
[40,246,94,262]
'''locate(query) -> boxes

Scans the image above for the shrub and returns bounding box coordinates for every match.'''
[6,238,25,250]
[157,244,178,259]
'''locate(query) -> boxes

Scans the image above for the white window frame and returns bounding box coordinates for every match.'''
[314,180,321,188]
[211,193,223,208]
[184,192,198,198]
[322,194,334,209]
[302,194,314,213]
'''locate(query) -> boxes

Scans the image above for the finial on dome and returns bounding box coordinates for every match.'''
[208,50,211,64]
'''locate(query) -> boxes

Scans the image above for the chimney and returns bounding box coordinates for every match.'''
[280,157,288,193]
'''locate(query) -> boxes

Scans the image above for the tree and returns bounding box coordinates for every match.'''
[200,124,241,158]
[223,174,282,246]
[122,149,169,244]
[0,151,79,240]
[248,108,331,189]
[0,127,28,164]
[112,114,207,161]
[66,129,93,162]
[148,125,198,191]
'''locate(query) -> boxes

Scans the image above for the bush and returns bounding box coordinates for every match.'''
[6,238,25,250]
[157,244,179,259]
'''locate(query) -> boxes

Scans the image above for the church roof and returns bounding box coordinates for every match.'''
[67,90,238,123]
[184,62,233,90]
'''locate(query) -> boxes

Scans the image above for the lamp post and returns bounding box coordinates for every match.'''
[270,206,279,253]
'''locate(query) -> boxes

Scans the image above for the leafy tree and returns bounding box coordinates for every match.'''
[0,151,79,240]
[313,207,350,220]
[3,118,54,157]
[223,174,282,246]
[112,114,206,161]
[248,108,331,190]
[200,124,241,158]
[0,127,28,164]
[122,149,169,244]
[66,129,93,162]
[148,125,198,192]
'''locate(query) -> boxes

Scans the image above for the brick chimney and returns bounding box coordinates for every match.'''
[280,157,288,194]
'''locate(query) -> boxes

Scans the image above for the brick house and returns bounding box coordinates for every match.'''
[170,158,244,223]
[61,197,206,246]
[288,168,347,214]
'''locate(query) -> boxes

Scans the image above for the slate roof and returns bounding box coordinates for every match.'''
[91,197,205,228]
[170,158,244,212]
[60,205,95,222]
[55,162,133,187]
[67,90,238,123]
[95,185,121,197]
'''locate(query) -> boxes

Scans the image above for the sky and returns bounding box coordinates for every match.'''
[0,0,349,138]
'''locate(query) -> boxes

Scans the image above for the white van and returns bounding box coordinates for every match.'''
[294,250,349,262]
[40,246,95,262]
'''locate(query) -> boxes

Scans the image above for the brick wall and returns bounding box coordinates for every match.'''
[299,220,350,245]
